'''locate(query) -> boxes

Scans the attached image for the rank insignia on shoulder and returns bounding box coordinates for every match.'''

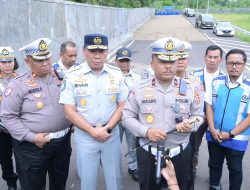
[127,90,135,100]
[4,87,13,97]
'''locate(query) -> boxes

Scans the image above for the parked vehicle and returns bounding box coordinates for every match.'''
[213,21,235,37]
[186,8,195,17]
[184,8,195,17]
[196,14,215,29]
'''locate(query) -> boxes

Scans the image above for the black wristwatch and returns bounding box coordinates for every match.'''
[229,131,235,139]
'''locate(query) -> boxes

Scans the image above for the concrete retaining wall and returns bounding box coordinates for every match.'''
[0,0,154,72]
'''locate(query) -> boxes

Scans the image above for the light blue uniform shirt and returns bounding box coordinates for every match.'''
[123,69,141,88]
[59,62,127,126]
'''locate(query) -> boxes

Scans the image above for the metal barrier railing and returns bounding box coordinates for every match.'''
[233,25,250,36]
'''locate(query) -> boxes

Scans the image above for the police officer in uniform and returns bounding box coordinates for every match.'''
[122,37,204,190]
[0,47,18,190]
[176,41,204,190]
[0,38,72,190]
[59,34,127,190]
[52,41,79,80]
[115,47,141,181]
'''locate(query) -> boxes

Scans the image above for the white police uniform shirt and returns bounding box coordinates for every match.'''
[122,76,204,149]
[59,62,127,126]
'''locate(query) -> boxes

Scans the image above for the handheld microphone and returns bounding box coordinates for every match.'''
[156,141,165,185]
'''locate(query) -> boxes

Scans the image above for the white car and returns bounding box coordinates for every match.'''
[213,21,235,37]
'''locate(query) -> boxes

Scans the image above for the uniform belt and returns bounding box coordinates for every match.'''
[139,139,188,158]
[46,127,70,140]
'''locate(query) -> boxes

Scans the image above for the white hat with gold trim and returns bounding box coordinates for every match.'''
[149,37,183,61]
[19,38,52,60]
[178,41,192,59]
[0,47,15,62]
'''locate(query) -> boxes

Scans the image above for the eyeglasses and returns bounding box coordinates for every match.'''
[226,61,245,67]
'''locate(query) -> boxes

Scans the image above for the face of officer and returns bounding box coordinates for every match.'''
[0,60,15,77]
[226,53,245,82]
[205,49,223,73]
[176,58,188,77]
[83,48,108,73]
[60,46,77,69]
[151,55,177,83]
[116,58,131,74]
[25,56,52,77]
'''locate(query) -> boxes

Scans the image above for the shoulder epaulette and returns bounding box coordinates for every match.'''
[67,64,82,74]
[14,72,27,80]
[136,77,153,89]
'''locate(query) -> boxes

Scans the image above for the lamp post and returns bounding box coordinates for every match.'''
[196,0,199,12]
[207,0,210,13]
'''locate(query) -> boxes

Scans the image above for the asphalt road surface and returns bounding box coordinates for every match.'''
[1,15,250,190]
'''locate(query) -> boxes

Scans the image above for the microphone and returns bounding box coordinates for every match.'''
[156,141,165,185]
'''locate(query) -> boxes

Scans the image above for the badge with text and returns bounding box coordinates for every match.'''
[4,87,13,97]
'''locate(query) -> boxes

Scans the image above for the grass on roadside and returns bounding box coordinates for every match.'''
[212,13,250,31]
[236,32,250,43]
[212,13,250,43]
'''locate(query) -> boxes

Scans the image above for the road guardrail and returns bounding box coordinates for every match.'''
[233,25,250,36]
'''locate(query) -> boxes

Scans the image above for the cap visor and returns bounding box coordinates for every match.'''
[117,57,132,60]
[157,54,178,61]
[31,52,52,60]
[87,45,108,50]
[178,53,189,59]
[0,57,15,62]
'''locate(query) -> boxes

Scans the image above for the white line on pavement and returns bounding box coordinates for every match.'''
[218,44,250,52]
[203,33,250,70]
[209,37,250,45]
[203,33,228,53]
[212,41,250,49]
